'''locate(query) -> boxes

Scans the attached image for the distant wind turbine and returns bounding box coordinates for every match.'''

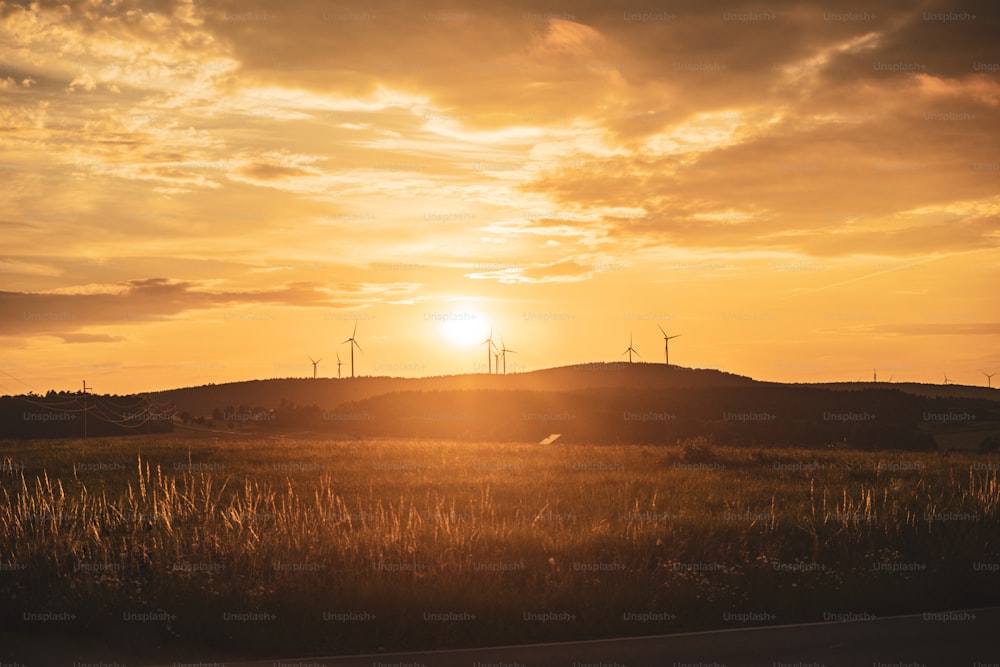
[343,322,363,378]
[984,371,996,388]
[943,372,951,385]
[500,337,516,375]
[622,333,640,363]
[658,325,681,366]
[308,356,322,379]
[482,325,497,374]
[336,353,343,379]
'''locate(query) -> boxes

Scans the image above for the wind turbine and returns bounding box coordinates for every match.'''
[657,325,681,366]
[336,353,343,379]
[943,372,951,385]
[482,325,497,374]
[984,371,996,388]
[494,350,501,375]
[622,333,640,363]
[308,356,322,379]
[343,322,363,378]
[500,337,516,375]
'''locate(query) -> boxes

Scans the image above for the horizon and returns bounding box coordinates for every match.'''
[3,359,995,398]
[2,1,999,395]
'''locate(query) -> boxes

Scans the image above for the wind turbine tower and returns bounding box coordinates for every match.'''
[336,353,343,379]
[500,337,516,375]
[308,356,322,379]
[984,371,996,388]
[622,333,640,363]
[343,322,363,378]
[482,326,497,374]
[658,325,681,366]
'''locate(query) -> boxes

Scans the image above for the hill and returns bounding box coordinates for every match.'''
[156,363,758,416]
[4,364,998,449]
[150,364,999,451]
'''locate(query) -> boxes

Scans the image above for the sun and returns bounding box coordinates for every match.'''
[439,309,489,348]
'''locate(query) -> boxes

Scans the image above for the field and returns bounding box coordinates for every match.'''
[2,436,999,661]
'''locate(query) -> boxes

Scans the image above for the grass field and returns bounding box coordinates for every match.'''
[2,436,999,659]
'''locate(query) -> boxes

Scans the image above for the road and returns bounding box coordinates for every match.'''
[145,607,999,667]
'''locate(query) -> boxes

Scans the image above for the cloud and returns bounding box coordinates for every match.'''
[59,332,127,343]
[6,0,992,263]
[67,71,97,92]
[531,18,605,56]
[0,278,420,339]
[829,322,1000,336]
[238,162,314,181]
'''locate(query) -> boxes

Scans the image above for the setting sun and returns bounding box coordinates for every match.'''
[437,309,490,349]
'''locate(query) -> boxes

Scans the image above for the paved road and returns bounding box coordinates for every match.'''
[146,607,999,667]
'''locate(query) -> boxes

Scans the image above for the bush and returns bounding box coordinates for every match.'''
[678,435,715,463]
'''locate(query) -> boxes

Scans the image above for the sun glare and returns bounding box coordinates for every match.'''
[439,309,490,348]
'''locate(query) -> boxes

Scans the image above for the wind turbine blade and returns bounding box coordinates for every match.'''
[354,340,363,353]
[658,324,666,337]
[353,321,358,337]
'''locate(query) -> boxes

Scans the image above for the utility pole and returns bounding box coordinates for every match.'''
[82,380,90,439]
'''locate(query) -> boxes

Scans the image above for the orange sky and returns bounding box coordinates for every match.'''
[1,0,998,395]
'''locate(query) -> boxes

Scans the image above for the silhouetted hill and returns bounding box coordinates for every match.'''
[812,381,1000,402]
[157,363,758,415]
[5,364,998,449]
[138,365,1000,451]
[325,384,1000,450]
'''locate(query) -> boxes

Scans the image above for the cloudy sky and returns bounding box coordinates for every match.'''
[1,0,998,394]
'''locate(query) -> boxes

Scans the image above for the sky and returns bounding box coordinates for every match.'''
[1,0,998,395]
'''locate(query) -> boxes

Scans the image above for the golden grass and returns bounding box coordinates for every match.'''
[1,440,998,656]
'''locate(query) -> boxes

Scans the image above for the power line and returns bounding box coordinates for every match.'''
[82,381,92,439]
[0,368,37,393]
[16,395,88,413]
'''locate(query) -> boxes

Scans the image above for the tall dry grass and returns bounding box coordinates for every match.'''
[1,441,998,656]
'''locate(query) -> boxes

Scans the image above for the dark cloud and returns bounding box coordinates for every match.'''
[0,279,372,339]
[238,162,314,180]
[59,332,127,343]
